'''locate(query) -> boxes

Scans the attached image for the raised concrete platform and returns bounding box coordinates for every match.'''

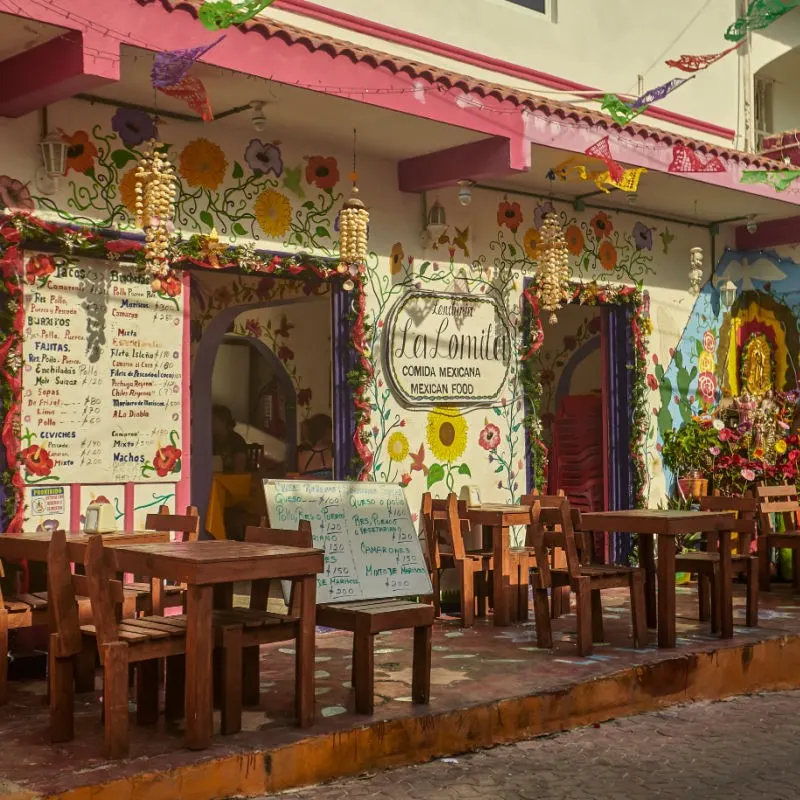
[3,584,800,799]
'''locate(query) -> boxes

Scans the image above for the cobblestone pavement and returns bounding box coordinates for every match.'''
[276,691,800,799]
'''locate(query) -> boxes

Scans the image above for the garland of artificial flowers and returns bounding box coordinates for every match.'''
[521,280,651,507]
[0,212,372,530]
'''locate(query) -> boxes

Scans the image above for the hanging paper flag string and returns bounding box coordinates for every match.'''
[151,35,224,89]
[584,136,624,182]
[740,169,800,191]
[725,0,800,41]
[630,77,694,110]
[574,165,647,194]
[601,94,644,125]
[198,0,276,30]
[668,145,726,174]
[157,76,214,121]
[666,43,741,73]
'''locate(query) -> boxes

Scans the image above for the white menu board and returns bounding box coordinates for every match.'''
[264,480,432,604]
[20,253,183,485]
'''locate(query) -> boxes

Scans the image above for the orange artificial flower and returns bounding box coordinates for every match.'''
[565,224,584,256]
[61,130,98,174]
[598,240,618,271]
[306,156,340,190]
[590,211,614,239]
[497,200,523,232]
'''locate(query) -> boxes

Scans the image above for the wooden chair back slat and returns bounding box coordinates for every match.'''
[526,501,551,587]
[83,536,123,646]
[46,530,83,657]
[145,505,200,543]
[757,484,800,534]
[757,484,799,498]
[701,494,757,514]
[442,493,468,561]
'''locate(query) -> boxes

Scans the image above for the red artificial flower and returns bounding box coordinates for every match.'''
[159,272,182,297]
[20,445,54,477]
[153,444,182,477]
[497,201,523,232]
[25,253,56,285]
[0,221,22,245]
[305,156,339,190]
[105,239,143,254]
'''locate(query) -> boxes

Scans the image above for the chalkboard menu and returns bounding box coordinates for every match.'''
[20,253,184,485]
[263,480,432,603]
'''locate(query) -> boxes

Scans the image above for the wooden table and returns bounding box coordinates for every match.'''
[0,529,170,563]
[109,540,324,750]
[580,510,735,648]
[465,504,530,627]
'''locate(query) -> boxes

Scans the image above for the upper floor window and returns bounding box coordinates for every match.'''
[505,0,547,12]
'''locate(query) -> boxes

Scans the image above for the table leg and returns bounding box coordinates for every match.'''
[656,535,676,649]
[719,530,733,639]
[493,525,511,626]
[185,584,213,750]
[638,533,657,629]
[296,575,316,727]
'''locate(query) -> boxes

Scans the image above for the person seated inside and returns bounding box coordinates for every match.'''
[298,413,333,479]
[212,404,248,474]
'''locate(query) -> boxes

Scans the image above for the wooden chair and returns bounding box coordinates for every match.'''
[255,520,432,715]
[524,498,647,656]
[46,530,240,757]
[674,494,758,632]
[126,506,200,615]
[757,484,800,591]
[419,493,455,617]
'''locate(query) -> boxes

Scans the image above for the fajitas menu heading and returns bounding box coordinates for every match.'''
[19,253,184,486]
[383,290,513,407]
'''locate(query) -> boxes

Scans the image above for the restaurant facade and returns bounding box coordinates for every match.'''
[1,0,800,548]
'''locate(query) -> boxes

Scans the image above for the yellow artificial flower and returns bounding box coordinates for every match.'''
[775,439,788,455]
[119,167,139,215]
[523,227,541,260]
[387,431,410,462]
[254,189,292,238]
[179,138,228,190]
[426,406,468,463]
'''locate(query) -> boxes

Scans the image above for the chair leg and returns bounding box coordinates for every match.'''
[352,630,375,715]
[590,590,604,643]
[475,571,487,619]
[164,654,185,720]
[457,561,475,628]
[630,571,648,649]
[102,642,130,759]
[411,625,431,706]
[758,537,770,592]
[793,548,800,592]
[575,577,593,657]
[242,646,261,707]
[136,659,160,725]
[0,608,7,706]
[517,557,530,623]
[697,575,711,622]
[746,556,759,628]
[432,570,441,618]
[710,563,720,635]
[220,625,243,735]
[532,574,553,649]
[48,634,74,743]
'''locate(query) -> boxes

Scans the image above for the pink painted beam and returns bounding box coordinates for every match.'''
[397,136,530,192]
[0,30,120,118]
[735,215,800,250]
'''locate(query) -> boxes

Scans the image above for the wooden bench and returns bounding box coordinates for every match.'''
[757,484,800,591]
[249,521,434,715]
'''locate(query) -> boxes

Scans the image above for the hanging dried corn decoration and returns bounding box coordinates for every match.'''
[537,212,571,325]
[134,138,176,278]
[338,129,369,291]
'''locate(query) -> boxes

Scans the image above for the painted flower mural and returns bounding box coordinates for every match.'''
[244,139,283,177]
[111,108,158,149]
[565,224,584,256]
[62,130,98,174]
[305,156,339,190]
[478,423,501,451]
[254,189,292,238]
[153,444,182,477]
[598,240,618,271]
[0,175,34,212]
[497,200,523,232]
[387,431,410,462]
[179,138,228,190]
[632,221,653,251]
[523,228,541,260]
[424,407,471,491]
[20,445,54,478]
[119,167,139,214]
[590,211,613,239]
[390,242,405,275]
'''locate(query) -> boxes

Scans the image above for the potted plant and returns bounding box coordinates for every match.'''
[662,418,717,499]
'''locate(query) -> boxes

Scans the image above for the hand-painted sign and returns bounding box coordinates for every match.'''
[383,290,513,407]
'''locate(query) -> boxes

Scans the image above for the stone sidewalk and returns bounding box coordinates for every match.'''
[277,691,800,799]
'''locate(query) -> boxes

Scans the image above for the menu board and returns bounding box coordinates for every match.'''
[20,253,183,485]
[264,480,432,604]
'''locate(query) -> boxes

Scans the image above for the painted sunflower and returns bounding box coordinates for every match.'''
[179,138,228,190]
[565,224,584,256]
[387,431,410,462]
[390,242,405,275]
[119,167,139,215]
[598,240,617,271]
[426,407,468,463]
[254,189,292,238]
[522,227,541,260]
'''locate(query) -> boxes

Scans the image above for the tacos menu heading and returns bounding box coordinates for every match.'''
[20,253,184,485]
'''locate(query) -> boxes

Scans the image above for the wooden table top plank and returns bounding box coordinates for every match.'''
[0,530,170,561]
[580,510,735,536]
